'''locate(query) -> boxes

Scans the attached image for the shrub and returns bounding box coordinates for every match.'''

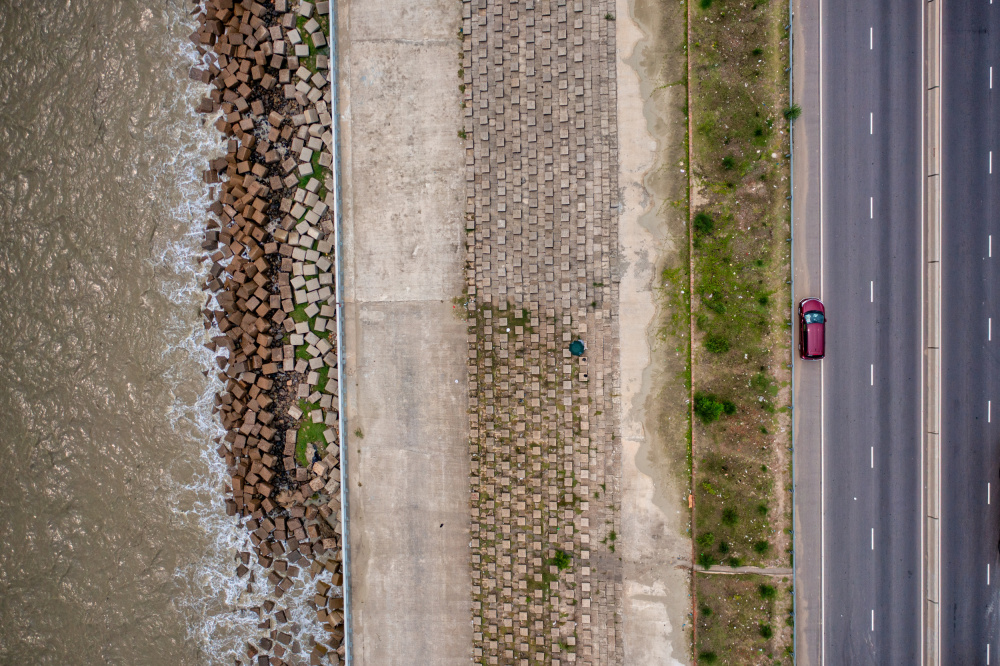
[760,623,774,639]
[721,507,738,525]
[721,399,737,415]
[552,550,572,570]
[694,392,725,423]
[784,104,802,120]
[699,652,719,665]
[696,532,716,548]
[697,552,717,569]
[727,556,743,568]
[693,211,715,236]
[754,540,770,554]
[717,541,729,554]
[759,583,777,599]
[704,333,730,354]
[721,156,736,170]
[700,604,713,617]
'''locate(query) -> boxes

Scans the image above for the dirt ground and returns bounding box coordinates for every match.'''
[616,0,693,663]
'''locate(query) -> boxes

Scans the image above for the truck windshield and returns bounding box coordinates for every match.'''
[804,311,825,324]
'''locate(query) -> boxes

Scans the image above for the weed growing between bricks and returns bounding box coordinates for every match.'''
[468,305,614,662]
[689,0,793,661]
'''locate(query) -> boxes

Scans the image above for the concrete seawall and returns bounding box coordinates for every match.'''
[337,1,474,664]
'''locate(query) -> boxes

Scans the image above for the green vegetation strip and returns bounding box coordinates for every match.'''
[689,0,793,661]
[696,573,793,664]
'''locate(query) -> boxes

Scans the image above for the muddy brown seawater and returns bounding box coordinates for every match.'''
[0,1,287,663]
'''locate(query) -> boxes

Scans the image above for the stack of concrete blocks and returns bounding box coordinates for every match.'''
[461,0,624,664]
[190,0,345,663]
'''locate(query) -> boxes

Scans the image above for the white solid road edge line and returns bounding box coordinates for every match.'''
[923,0,942,663]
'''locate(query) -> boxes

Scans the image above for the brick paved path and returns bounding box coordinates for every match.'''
[461,0,623,663]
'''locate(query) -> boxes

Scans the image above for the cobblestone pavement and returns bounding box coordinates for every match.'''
[461,0,623,663]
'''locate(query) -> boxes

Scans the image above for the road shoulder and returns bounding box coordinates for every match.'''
[790,0,824,661]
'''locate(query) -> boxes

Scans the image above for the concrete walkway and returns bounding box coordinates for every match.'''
[338,1,472,664]
[615,0,694,664]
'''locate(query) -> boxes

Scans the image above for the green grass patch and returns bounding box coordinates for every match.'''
[295,409,327,466]
[297,163,330,199]
[695,452,773,566]
[289,301,323,359]
[289,302,312,324]
[289,291,332,465]
[694,229,773,354]
[696,573,791,664]
[297,15,331,74]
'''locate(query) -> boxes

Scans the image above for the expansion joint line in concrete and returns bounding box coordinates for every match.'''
[922,0,942,664]
[329,3,353,664]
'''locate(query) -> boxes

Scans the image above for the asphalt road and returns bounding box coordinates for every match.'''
[941,4,1000,663]
[820,0,923,662]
